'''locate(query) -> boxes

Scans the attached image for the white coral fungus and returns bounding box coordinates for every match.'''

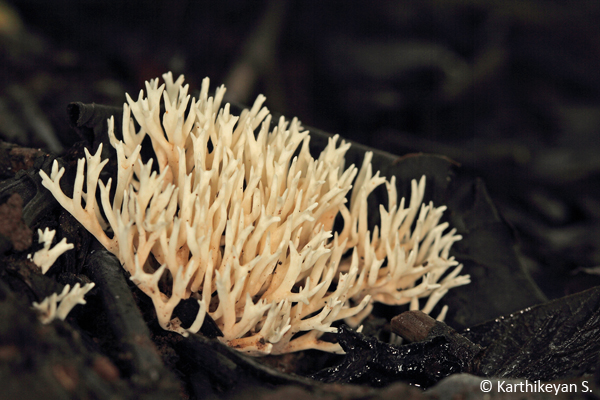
[32,282,95,324]
[27,227,74,274]
[39,73,470,355]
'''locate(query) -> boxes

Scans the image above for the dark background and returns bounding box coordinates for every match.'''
[2,0,600,301]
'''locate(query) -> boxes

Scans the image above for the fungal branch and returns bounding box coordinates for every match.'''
[39,72,469,355]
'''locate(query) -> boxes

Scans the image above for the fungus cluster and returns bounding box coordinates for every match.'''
[32,282,95,324]
[28,227,74,274]
[27,228,94,324]
[39,73,469,355]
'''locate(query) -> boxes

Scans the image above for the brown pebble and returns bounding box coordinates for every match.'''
[391,310,484,373]
[391,310,437,342]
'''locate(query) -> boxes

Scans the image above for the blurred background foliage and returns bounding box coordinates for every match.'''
[2,0,600,301]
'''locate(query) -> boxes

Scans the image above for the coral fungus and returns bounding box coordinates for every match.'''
[40,73,469,355]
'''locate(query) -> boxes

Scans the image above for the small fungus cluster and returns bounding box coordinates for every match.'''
[28,228,94,324]
[28,227,74,274]
[40,73,469,355]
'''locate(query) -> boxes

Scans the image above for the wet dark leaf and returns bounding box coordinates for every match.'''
[311,325,466,388]
[464,286,600,380]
